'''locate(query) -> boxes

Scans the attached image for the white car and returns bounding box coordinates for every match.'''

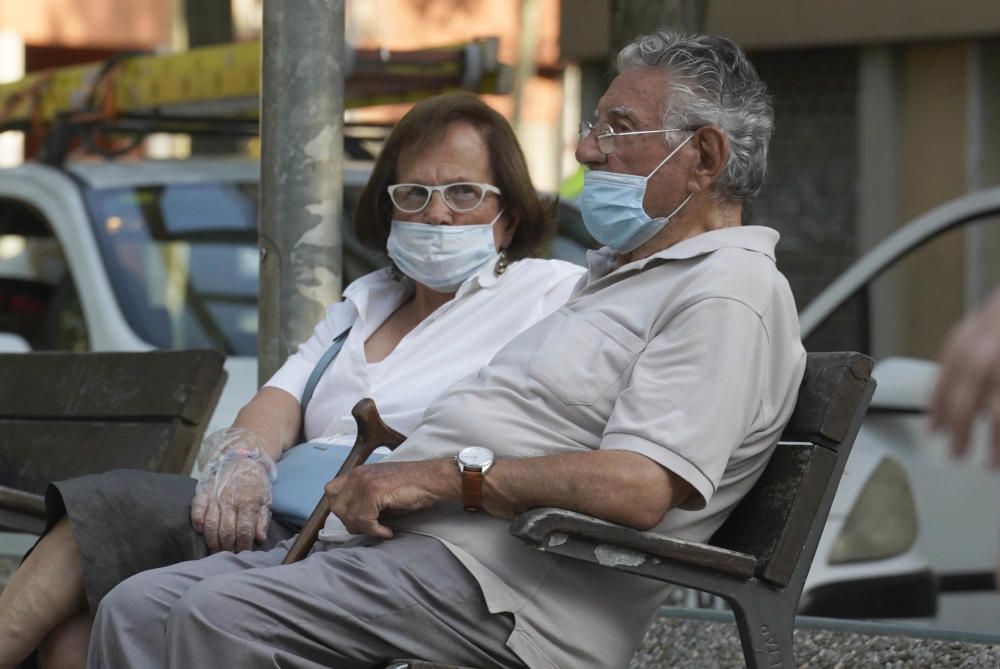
[798,187,1000,631]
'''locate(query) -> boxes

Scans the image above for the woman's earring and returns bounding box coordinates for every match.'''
[389,262,404,282]
[494,250,508,277]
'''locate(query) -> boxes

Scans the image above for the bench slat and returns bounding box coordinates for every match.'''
[0,350,225,423]
[0,350,226,534]
[710,443,837,587]
[0,505,45,534]
[0,421,193,495]
[782,352,874,448]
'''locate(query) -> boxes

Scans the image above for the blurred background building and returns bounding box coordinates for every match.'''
[565,0,1000,363]
[1,0,999,359]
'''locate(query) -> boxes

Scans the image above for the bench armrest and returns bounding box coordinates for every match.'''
[509,507,757,578]
[0,484,45,516]
[0,484,46,534]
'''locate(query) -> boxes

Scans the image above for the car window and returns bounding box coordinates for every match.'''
[84,181,388,356]
[0,198,88,351]
[160,183,257,234]
[804,215,1000,361]
[85,183,261,355]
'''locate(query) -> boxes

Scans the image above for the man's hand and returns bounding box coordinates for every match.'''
[191,456,273,553]
[325,460,455,539]
[931,288,1000,463]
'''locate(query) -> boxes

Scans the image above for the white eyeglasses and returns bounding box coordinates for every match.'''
[579,121,692,155]
[387,182,502,213]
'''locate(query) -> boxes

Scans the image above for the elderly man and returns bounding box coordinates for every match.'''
[88,30,805,669]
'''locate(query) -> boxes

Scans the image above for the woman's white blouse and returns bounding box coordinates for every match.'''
[265,257,584,445]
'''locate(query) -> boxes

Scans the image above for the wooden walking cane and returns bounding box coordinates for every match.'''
[282,397,406,564]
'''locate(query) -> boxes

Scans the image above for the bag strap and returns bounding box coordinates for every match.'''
[298,325,352,442]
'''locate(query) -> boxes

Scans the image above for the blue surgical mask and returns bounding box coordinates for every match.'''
[580,134,695,252]
[386,209,504,293]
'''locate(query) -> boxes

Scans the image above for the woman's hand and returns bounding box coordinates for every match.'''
[325,460,454,539]
[191,428,277,553]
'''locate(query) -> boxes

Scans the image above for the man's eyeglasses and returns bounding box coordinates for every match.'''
[578,121,691,155]
[387,182,502,213]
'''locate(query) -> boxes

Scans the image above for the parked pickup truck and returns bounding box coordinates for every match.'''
[0,157,388,439]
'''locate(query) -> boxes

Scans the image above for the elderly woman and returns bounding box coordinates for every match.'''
[0,92,583,669]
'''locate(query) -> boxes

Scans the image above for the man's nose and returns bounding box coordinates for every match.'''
[575,130,606,167]
[422,190,453,225]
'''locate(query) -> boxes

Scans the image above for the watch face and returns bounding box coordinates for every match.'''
[458,446,494,469]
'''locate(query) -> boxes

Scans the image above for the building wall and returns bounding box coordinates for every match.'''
[856,39,1000,361]
[560,2,1000,363]
[746,47,862,352]
[707,0,1000,49]
[758,40,991,360]
[894,43,970,358]
[0,0,172,49]
[347,0,565,190]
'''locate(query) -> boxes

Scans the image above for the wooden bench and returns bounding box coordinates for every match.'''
[388,351,875,669]
[0,349,227,535]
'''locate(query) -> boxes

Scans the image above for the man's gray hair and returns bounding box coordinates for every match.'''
[617,30,773,202]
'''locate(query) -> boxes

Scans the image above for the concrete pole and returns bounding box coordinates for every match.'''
[258,0,346,385]
[966,39,1000,308]
[511,0,541,133]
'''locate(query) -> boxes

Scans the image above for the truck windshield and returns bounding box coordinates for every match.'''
[85,182,259,355]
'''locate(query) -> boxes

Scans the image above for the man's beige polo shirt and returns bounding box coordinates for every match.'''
[353,226,806,668]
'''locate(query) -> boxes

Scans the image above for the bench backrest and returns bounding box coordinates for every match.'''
[0,349,227,497]
[709,351,875,588]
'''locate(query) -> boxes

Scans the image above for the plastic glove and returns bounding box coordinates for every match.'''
[191,428,277,553]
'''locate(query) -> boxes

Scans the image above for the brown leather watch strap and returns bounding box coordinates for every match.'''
[462,469,484,512]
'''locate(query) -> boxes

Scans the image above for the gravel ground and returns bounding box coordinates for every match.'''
[630,614,1000,668]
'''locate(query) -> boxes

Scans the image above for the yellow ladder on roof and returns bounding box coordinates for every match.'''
[0,38,511,132]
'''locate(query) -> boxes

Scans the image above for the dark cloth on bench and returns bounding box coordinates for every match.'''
[19,469,296,669]
[40,469,297,613]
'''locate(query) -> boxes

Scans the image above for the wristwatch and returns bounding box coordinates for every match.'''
[455,446,495,512]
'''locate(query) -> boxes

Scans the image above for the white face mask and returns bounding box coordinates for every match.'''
[386,209,504,293]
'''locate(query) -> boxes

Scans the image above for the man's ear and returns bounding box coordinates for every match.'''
[686,126,728,193]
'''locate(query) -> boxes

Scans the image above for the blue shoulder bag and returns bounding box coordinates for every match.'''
[269,326,386,528]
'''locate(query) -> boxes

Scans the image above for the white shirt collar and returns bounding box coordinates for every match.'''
[454,255,504,296]
[341,268,410,334]
[342,256,506,322]
[585,226,780,282]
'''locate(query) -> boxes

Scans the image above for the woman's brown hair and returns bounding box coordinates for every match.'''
[354,92,552,260]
